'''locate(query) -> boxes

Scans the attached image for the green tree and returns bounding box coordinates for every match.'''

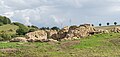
[40,27,50,30]
[99,23,102,26]
[13,22,29,35]
[107,22,110,26]
[92,24,94,26]
[31,25,39,29]
[114,22,117,25]
[0,16,11,24]
[0,23,3,26]
[51,26,60,31]
[28,28,37,32]
[0,33,12,41]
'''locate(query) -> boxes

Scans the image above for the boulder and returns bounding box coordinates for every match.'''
[112,27,120,33]
[48,39,58,42]
[52,24,96,41]
[64,24,95,40]
[10,37,27,42]
[50,26,69,40]
[45,30,58,39]
[26,30,48,42]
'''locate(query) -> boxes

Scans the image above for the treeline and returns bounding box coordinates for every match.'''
[98,22,117,26]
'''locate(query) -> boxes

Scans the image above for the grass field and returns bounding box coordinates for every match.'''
[0,33,120,57]
[95,25,120,30]
[0,24,19,34]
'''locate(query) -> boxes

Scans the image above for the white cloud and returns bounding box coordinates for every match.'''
[1,0,120,27]
[24,17,32,26]
[2,12,14,18]
[110,6,120,12]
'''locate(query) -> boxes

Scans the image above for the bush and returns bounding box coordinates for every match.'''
[28,28,37,32]
[0,37,3,41]
[12,22,25,28]
[8,29,13,32]
[40,27,50,30]
[13,22,29,35]
[51,26,60,31]
[16,28,29,35]
[0,33,12,41]
[31,25,39,29]
[0,23,3,26]
[0,16,11,25]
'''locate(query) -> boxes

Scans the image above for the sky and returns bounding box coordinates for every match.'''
[0,0,120,28]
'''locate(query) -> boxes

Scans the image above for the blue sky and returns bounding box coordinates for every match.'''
[0,0,120,27]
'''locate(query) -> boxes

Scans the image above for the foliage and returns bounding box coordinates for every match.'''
[0,23,3,26]
[13,22,29,35]
[51,26,60,31]
[0,33,12,41]
[114,22,117,25]
[107,22,110,26]
[0,24,19,34]
[92,24,94,26]
[31,25,39,29]
[40,27,50,30]
[28,28,37,32]
[99,23,102,26]
[27,25,39,32]
[0,16,11,25]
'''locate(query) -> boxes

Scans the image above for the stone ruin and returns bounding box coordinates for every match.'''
[51,24,96,41]
[10,24,120,42]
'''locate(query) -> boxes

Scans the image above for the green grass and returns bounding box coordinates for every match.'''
[0,24,19,34]
[72,33,120,49]
[0,33,120,57]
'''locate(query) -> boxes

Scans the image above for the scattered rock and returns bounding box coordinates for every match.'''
[45,30,58,39]
[53,24,96,41]
[10,37,27,42]
[112,27,120,33]
[9,24,120,42]
[48,39,58,42]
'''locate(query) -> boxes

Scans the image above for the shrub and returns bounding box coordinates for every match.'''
[0,23,3,26]
[31,25,39,29]
[40,27,50,30]
[51,26,60,31]
[13,22,29,35]
[28,28,37,32]
[0,33,12,41]
[8,29,13,32]
[0,16,11,25]
[99,23,102,26]
[114,22,117,25]
[16,28,29,35]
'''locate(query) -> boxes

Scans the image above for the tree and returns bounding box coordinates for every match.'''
[28,28,37,32]
[16,28,28,35]
[92,24,94,26]
[31,25,39,29]
[0,23,3,26]
[0,33,12,41]
[107,22,110,26]
[40,27,50,30]
[114,22,117,25]
[13,22,29,35]
[99,23,102,26]
[0,16,11,24]
[51,26,60,31]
